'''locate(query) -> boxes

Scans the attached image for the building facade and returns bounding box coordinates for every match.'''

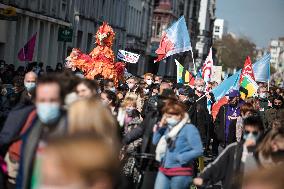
[125,0,154,75]
[270,38,284,71]
[213,18,227,40]
[150,0,201,77]
[0,0,132,69]
[195,0,215,66]
[0,0,72,68]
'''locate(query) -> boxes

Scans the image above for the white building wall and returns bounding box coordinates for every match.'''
[213,18,228,40]
[270,39,284,70]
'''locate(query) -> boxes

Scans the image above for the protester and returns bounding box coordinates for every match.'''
[100,90,119,115]
[236,103,256,142]
[38,134,119,189]
[154,75,163,84]
[194,116,265,189]
[144,73,154,89]
[76,79,98,99]
[68,97,119,143]
[20,71,37,104]
[153,99,203,189]
[214,89,243,153]
[125,76,144,112]
[256,86,270,118]
[257,127,284,168]
[264,95,284,129]
[242,164,284,189]
[118,97,143,187]
[16,74,68,189]
[191,78,215,153]
[103,79,116,93]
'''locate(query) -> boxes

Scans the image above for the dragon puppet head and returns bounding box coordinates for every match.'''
[95,22,115,47]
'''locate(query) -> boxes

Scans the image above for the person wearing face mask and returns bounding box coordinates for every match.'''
[236,103,256,142]
[7,72,36,109]
[118,97,143,187]
[16,74,68,189]
[100,90,118,115]
[214,90,244,153]
[191,78,215,154]
[256,86,270,119]
[144,73,154,88]
[125,76,144,112]
[103,79,116,93]
[152,99,203,189]
[257,127,284,168]
[154,75,163,85]
[264,95,284,129]
[194,116,264,189]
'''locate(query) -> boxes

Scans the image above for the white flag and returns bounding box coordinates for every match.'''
[117,50,140,64]
[202,47,214,83]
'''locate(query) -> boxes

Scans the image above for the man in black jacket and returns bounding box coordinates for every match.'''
[193,116,264,189]
[190,78,215,153]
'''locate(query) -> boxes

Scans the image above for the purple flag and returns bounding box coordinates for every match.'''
[18,33,37,62]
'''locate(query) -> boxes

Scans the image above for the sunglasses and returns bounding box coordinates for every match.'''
[244,130,259,136]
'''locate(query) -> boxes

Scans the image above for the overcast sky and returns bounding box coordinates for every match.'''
[216,0,284,48]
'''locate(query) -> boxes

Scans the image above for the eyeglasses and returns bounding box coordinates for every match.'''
[244,130,259,136]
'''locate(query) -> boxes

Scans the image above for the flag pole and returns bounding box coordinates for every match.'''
[191,50,196,75]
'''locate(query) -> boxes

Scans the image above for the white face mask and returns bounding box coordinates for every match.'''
[128,83,135,90]
[143,88,149,95]
[146,79,153,86]
[259,93,267,99]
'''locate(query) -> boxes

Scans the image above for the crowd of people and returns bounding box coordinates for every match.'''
[0,61,284,189]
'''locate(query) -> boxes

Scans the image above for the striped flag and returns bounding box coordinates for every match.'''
[18,33,37,62]
[154,16,192,63]
[239,75,259,99]
[202,47,213,82]
[252,53,271,82]
[175,59,195,86]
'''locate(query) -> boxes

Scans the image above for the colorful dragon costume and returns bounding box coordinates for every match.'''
[66,22,125,85]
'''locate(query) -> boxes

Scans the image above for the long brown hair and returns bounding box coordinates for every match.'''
[257,127,284,158]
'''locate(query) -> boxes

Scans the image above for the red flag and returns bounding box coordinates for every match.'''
[154,33,174,63]
[212,96,228,121]
[239,56,255,84]
[18,33,37,62]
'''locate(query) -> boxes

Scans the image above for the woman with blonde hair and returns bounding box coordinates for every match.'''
[68,96,119,142]
[38,134,120,189]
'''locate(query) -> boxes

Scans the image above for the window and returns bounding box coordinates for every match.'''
[215,26,220,32]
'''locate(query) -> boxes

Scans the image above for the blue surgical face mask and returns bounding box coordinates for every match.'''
[243,131,260,143]
[109,87,116,93]
[166,118,179,127]
[126,107,135,115]
[24,82,36,92]
[36,103,61,124]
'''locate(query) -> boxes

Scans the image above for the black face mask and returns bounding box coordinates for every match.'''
[274,105,282,110]
[271,150,284,162]
[229,101,238,107]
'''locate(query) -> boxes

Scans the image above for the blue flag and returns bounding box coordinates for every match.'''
[154,16,192,62]
[212,71,241,101]
[252,53,271,83]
